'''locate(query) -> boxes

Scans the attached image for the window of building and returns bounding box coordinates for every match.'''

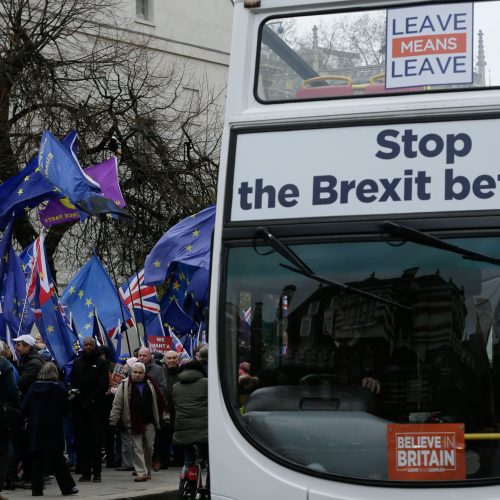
[136,0,153,22]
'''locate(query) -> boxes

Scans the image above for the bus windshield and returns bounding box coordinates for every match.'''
[221,234,500,483]
[257,1,500,102]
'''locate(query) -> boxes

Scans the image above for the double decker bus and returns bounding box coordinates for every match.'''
[209,1,500,498]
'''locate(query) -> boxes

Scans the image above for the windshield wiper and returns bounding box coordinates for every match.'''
[381,221,500,266]
[255,227,411,311]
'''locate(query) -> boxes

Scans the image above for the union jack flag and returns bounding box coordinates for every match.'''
[119,269,159,327]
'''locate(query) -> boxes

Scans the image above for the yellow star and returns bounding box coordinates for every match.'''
[22,264,27,271]
[17,188,23,196]
[54,304,59,311]
[88,311,94,319]
[69,286,76,294]
[3,254,8,262]
[35,167,41,173]
[24,175,30,182]
[192,229,200,237]
[24,205,30,212]
[172,280,180,290]
[169,294,177,302]
[47,325,54,333]
[85,298,92,307]
[84,322,91,330]
[78,290,84,299]
[185,244,193,252]
[153,260,161,268]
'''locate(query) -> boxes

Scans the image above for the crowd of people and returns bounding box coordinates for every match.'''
[0,334,209,498]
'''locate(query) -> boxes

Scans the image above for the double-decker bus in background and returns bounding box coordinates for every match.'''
[209,0,500,498]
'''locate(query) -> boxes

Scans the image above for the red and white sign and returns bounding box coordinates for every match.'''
[386,3,473,88]
[111,364,126,389]
[387,423,465,480]
[148,335,172,353]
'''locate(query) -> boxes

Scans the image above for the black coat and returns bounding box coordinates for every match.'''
[0,356,19,407]
[17,350,44,398]
[22,381,68,452]
[70,350,109,413]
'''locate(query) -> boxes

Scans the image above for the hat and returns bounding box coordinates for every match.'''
[12,334,35,347]
[126,356,138,368]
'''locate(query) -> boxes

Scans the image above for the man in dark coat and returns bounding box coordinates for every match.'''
[13,335,44,400]
[0,355,19,500]
[160,351,180,467]
[23,362,78,496]
[70,337,109,483]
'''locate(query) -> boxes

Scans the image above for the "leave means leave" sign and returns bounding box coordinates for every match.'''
[386,3,473,89]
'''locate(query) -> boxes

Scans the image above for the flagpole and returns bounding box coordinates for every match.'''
[134,268,149,346]
[124,275,141,344]
[100,222,133,354]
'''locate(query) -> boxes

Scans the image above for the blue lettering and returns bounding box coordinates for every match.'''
[473,175,496,199]
[278,184,299,207]
[376,129,400,160]
[313,176,338,205]
[445,169,470,200]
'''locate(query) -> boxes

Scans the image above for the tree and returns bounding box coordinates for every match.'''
[0,0,223,283]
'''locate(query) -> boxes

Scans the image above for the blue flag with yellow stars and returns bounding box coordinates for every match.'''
[38,131,131,221]
[143,205,215,286]
[0,219,13,295]
[0,131,78,230]
[2,247,35,337]
[160,296,199,337]
[61,255,132,336]
[183,267,209,323]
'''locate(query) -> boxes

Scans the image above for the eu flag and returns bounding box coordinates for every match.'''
[160,296,198,337]
[3,248,35,337]
[61,255,132,336]
[183,267,209,323]
[38,131,131,220]
[0,130,78,230]
[143,205,215,285]
[0,219,13,294]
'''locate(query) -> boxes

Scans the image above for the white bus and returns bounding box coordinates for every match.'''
[209,1,500,498]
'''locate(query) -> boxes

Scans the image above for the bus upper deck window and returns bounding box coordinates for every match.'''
[256,2,500,103]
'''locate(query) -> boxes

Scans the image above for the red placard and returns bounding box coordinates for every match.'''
[147,335,172,353]
[111,364,126,389]
[387,423,465,480]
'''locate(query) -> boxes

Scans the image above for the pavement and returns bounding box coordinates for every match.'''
[2,468,181,500]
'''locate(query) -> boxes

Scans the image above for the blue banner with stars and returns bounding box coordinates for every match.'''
[144,205,215,285]
[0,131,78,230]
[61,255,132,336]
[3,247,35,337]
